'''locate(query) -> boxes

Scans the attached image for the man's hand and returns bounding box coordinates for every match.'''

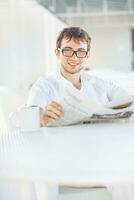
[40,101,64,127]
[112,101,132,109]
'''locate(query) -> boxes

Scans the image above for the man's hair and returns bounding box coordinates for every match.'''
[56,27,91,52]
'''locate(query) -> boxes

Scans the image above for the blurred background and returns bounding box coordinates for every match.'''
[0,0,134,130]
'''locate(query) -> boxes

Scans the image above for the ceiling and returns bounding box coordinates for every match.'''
[36,0,134,27]
[36,0,134,13]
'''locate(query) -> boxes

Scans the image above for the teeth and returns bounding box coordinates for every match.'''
[69,63,78,65]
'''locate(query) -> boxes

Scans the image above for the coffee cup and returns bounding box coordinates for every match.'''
[9,106,40,132]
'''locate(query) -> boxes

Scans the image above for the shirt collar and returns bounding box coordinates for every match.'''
[55,70,70,93]
[55,69,88,92]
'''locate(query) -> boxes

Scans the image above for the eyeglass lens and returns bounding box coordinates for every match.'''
[62,48,87,58]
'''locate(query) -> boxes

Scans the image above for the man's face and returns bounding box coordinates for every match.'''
[56,38,89,74]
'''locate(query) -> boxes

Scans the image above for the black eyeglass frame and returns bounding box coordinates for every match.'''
[58,48,88,58]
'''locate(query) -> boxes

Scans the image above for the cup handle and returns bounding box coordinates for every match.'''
[9,111,20,128]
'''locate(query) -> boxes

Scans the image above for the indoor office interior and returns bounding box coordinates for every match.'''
[0,0,134,130]
[0,1,134,200]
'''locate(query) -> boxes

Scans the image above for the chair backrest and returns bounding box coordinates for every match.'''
[59,186,112,200]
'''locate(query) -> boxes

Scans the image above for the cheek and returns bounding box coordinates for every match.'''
[81,58,88,64]
[57,55,66,63]
[60,56,68,63]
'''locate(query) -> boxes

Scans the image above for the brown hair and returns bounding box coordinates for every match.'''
[56,27,91,52]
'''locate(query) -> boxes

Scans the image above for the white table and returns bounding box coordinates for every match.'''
[0,121,134,199]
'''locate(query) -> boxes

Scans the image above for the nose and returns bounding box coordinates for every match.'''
[71,52,78,60]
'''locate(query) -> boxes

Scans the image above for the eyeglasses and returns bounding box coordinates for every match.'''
[58,48,88,58]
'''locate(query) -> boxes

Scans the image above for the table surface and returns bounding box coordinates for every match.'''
[0,121,134,185]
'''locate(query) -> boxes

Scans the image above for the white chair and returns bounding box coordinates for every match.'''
[0,85,28,131]
[59,186,112,200]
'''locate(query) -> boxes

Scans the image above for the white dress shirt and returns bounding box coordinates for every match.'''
[27,70,131,109]
[26,71,133,199]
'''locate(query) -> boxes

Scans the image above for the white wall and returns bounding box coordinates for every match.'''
[0,0,65,89]
[87,26,132,71]
[0,0,66,128]
[69,14,133,72]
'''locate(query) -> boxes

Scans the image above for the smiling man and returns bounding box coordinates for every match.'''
[27,27,132,127]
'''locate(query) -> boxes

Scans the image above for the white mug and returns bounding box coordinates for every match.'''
[9,106,40,132]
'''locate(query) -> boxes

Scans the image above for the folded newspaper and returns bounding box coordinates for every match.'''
[49,84,134,126]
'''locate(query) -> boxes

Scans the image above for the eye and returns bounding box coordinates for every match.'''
[77,51,87,58]
[62,49,74,57]
[63,47,73,51]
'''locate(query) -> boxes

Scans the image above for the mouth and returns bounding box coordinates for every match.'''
[68,62,80,68]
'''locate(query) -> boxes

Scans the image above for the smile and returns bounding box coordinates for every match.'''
[68,62,79,67]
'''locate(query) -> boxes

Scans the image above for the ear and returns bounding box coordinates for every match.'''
[55,49,60,57]
[87,51,90,58]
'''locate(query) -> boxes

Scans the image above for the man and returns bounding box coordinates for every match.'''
[27,27,132,127]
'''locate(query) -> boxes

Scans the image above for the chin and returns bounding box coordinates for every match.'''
[68,69,81,74]
[63,65,82,74]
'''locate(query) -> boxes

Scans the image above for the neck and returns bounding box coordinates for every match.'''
[60,68,82,90]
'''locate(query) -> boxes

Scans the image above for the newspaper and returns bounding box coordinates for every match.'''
[49,84,134,126]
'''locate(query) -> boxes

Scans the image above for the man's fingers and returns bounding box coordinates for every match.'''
[40,115,56,127]
[45,110,60,120]
[46,105,63,117]
[51,101,63,110]
[46,101,64,117]
[41,101,64,127]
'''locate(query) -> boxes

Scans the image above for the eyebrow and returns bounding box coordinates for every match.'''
[63,47,87,51]
[77,48,87,51]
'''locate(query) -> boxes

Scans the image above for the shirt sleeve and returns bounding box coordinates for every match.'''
[105,80,132,107]
[26,77,53,109]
